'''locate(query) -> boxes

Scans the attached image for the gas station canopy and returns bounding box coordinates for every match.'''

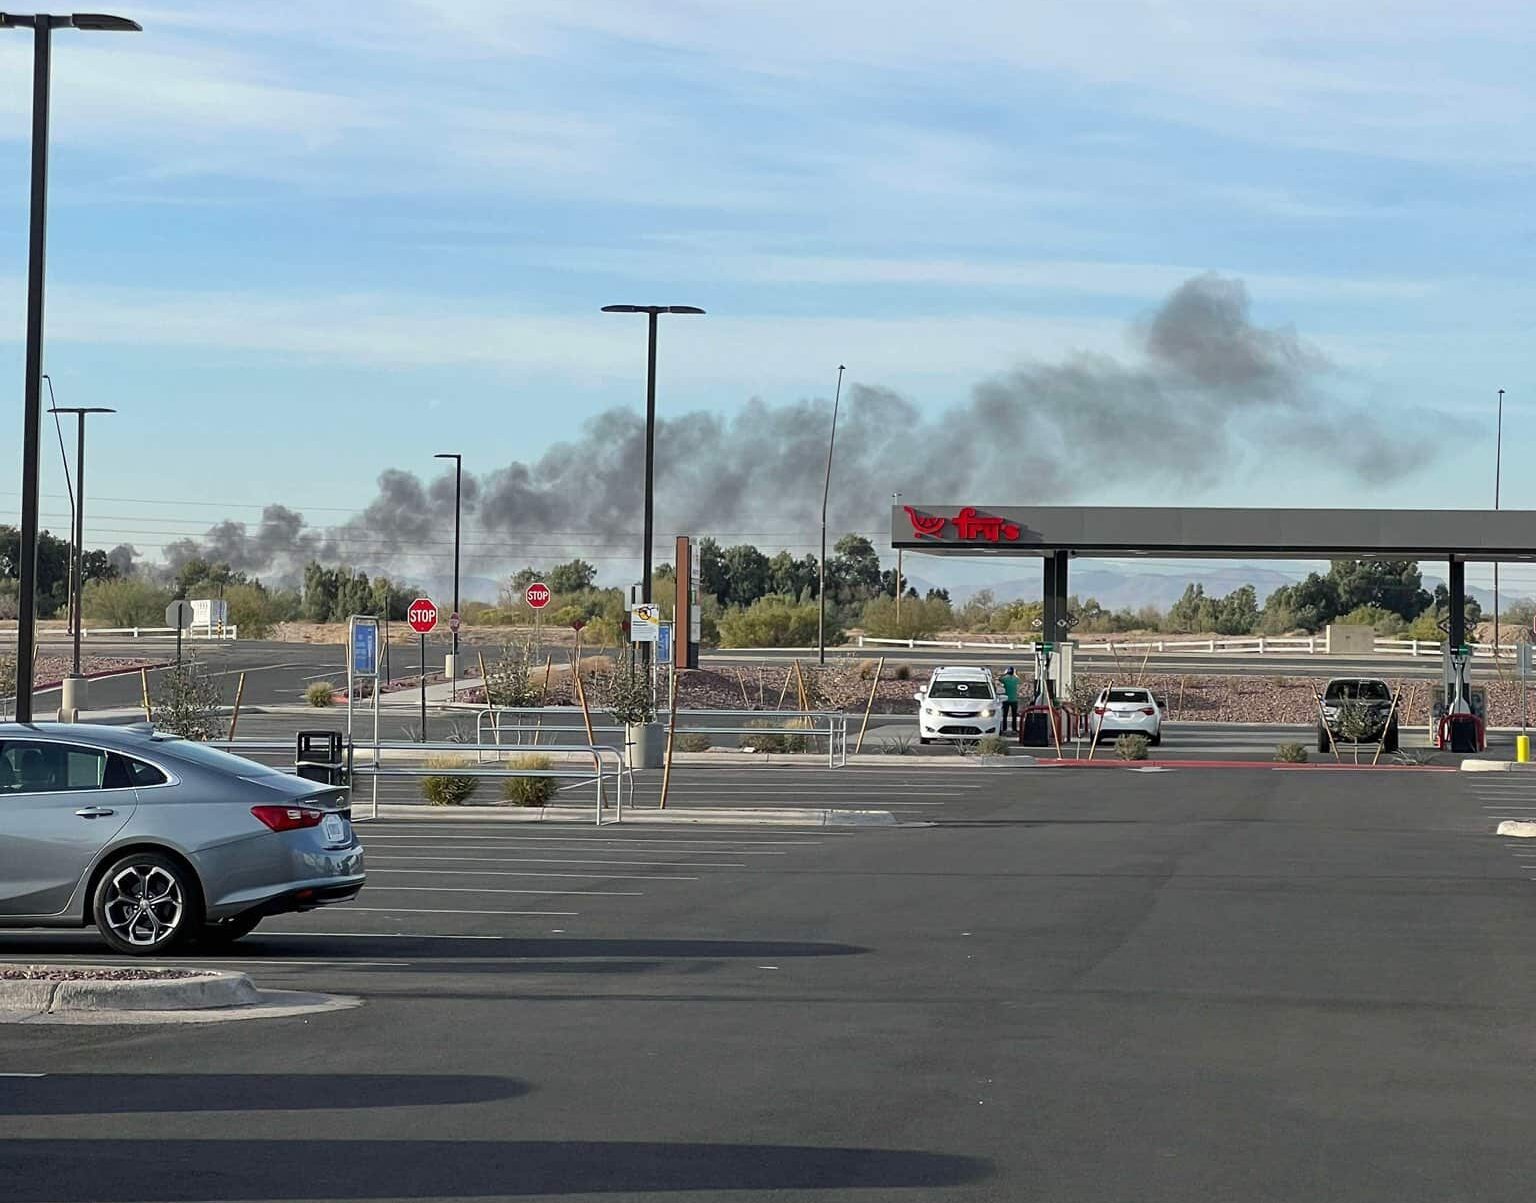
[891,505,1536,560]
[890,504,1536,653]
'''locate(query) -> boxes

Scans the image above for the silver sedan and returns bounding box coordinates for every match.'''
[0,723,364,955]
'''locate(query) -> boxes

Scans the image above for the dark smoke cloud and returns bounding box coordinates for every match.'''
[162,274,1435,577]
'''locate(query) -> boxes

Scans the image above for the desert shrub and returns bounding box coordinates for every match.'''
[1275,742,1308,763]
[601,667,657,727]
[879,735,915,755]
[739,719,810,753]
[422,754,479,806]
[502,753,556,807]
[856,658,880,679]
[717,596,827,647]
[81,578,172,627]
[976,734,1008,756]
[151,656,227,740]
[483,641,541,708]
[1338,605,1406,636]
[859,594,953,640]
[893,664,913,681]
[306,681,336,707]
[1115,734,1150,760]
[677,733,713,752]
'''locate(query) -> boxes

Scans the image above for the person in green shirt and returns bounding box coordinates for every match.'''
[998,666,1021,734]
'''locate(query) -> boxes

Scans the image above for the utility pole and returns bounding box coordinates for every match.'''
[1494,387,1504,653]
[893,490,903,624]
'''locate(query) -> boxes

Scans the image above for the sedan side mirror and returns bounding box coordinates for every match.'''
[913,691,925,702]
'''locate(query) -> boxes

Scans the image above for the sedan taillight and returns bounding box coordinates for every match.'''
[1142,707,1156,715]
[251,805,324,833]
[1093,707,1106,715]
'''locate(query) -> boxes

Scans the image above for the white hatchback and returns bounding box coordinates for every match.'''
[915,667,1002,743]
[1087,687,1163,746]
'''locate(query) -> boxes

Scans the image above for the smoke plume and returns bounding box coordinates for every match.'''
[162,274,1434,579]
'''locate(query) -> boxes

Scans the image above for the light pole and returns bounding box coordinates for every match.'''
[817,365,847,667]
[601,304,705,675]
[1495,387,1505,652]
[893,491,903,625]
[3,10,141,723]
[434,452,462,693]
[49,405,112,682]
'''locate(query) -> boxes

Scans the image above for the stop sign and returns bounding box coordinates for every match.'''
[525,582,551,610]
[407,597,438,634]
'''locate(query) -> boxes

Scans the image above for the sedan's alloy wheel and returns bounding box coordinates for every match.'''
[102,863,185,948]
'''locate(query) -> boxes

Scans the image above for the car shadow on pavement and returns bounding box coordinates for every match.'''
[0,1074,528,1115]
[2,1139,992,1199]
[0,936,869,961]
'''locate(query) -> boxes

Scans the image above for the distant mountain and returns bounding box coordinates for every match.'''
[962,565,1305,612]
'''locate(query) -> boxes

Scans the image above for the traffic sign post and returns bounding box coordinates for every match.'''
[346,616,382,807]
[525,582,550,665]
[407,598,438,741]
[165,599,193,666]
[630,603,661,643]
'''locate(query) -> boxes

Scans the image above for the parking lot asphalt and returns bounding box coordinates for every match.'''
[6,763,1536,1202]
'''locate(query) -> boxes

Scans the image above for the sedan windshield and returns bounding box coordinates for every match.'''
[1325,680,1390,702]
[928,680,993,699]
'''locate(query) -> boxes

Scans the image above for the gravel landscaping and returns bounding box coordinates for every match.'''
[1,967,203,981]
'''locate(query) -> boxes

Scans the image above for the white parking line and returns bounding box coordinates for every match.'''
[337,907,578,917]
[366,855,747,868]
[360,835,825,847]
[366,886,641,897]
[367,867,698,881]
[259,931,517,941]
[363,842,787,857]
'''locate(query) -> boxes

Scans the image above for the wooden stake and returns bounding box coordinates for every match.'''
[539,655,553,704]
[476,652,490,702]
[1313,692,1342,763]
[659,668,681,809]
[793,659,810,712]
[228,672,247,740]
[855,657,885,754]
[736,669,752,709]
[1371,681,1405,767]
[572,660,599,749]
[1177,675,1187,718]
[776,665,793,710]
[1135,645,1153,687]
[140,668,152,723]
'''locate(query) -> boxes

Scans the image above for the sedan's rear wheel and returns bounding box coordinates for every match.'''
[92,852,201,956]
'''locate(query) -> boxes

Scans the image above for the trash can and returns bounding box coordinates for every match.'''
[295,730,348,787]
[1019,708,1054,747]
[1444,713,1482,755]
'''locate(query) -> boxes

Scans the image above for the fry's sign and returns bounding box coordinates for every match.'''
[903,505,1022,542]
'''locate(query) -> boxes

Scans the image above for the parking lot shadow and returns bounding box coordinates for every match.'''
[1,1139,992,1199]
[0,1074,527,1116]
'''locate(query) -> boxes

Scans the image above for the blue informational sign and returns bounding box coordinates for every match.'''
[656,621,672,664]
[351,619,379,677]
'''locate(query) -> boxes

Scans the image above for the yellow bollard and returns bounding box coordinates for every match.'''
[1518,735,1531,764]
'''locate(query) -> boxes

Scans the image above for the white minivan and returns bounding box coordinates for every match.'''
[915,667,1002,743]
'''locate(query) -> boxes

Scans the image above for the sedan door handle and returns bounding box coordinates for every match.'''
[75,807,116,819]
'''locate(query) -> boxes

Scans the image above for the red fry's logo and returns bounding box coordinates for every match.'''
[904,506,947,538]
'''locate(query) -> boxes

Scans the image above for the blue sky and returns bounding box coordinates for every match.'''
[2,1,1535,594]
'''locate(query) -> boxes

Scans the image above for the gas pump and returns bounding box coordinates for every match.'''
[1018,640,1071,747]
[1433,645,1486,752]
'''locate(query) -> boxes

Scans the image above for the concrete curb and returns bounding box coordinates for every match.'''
[0,970,260,1015]
[1497,820,1536,837]
[1461,760,1535,773]
[369,803,897,827]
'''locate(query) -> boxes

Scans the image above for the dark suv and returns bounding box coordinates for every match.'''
[1318,677,1398,752]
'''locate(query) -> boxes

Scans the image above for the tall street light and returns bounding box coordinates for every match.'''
[893,490,903,625]
[817,365,847,666]
[2,10,141,723]
[48,405,112,708]
[434,452,462,693]
[601,304,705,674]
[1495,387,1505,652]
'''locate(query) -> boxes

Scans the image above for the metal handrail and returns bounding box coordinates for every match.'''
[206,737,629,825]
[472,706,850,767]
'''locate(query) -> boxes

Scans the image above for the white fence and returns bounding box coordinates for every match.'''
[81,625,239,640]
[855,634,1516,659]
